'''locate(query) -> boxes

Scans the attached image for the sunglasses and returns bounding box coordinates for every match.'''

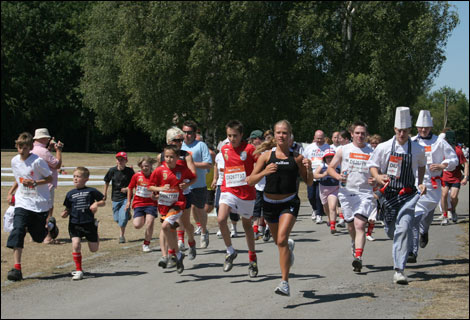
[172,138,183,143]
[183,131,194,135]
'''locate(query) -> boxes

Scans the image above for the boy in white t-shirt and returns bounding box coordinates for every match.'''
[6,132,57,281]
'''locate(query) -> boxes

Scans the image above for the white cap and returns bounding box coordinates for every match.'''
[394,106,412,129]
[415,110,433,127]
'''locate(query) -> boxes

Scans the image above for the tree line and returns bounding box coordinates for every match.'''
[2,1,468,152]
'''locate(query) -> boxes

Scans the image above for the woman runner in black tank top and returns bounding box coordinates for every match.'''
[247,120,313,296]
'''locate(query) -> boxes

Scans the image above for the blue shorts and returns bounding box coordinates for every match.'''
[112,199,130,227]
[133,206,158,218]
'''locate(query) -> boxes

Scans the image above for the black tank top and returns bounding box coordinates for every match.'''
[264,148,299,194]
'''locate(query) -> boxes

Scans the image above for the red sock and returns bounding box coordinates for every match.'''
[330,221,336,230]
[73,252,82,271]
[143,240,150,246]
[366,223,375,236]
[196,222,201,228]
[339,212,344,219]
[253,225,259,234]
[177,230,185,243]
[14,264,21,271]
[355,248,364,258]
[168,249,176,256]
[248,251,257,262]
[443,212,448,218]
[188,240,196,248]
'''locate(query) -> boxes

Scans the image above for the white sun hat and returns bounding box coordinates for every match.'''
[33,128,51,140]
[415,110,433,127]
[394,106,412,129]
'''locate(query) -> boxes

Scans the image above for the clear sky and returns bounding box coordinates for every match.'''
[431,1,469,98]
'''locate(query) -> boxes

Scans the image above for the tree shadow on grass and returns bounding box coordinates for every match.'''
[284,290,377,309]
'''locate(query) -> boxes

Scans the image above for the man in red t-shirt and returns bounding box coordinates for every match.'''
[441,132,469,224]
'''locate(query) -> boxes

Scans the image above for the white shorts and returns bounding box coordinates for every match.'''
[162,210,182,226]
[219,192,255,219]
[338,191,376,223]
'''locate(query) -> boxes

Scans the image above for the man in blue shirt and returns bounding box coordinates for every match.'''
[181,120,213,248]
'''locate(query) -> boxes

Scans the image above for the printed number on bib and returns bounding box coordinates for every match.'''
[158,190,179,206]
[136,185,152,198]
[19,177,38,197]
[310,157,323,171]
[348,153,370,173]
[225,166,247,187]
[387,155,402,178]
[424,146,432,165]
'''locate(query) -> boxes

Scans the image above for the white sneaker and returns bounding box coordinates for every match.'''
[437,214,446,221]
[393,271,408,284]
[216,230,222,239]
[275,280,290,296]
[366,235,375,241]
[230,230,238,238]
[200,231,209,248]
[142,244,151,252]
[311,210,317,221]
[288,239,295,267]
[315,215,323,224]
[178,240,186,252]
[440,218,449,226]
[194,226,202,235]
[71,270,84,281]
[337,219,346,228]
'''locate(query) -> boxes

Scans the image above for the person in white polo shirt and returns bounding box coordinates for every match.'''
[368,107,427,285]
[408,110,458,263]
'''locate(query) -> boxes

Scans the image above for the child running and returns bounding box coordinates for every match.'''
[218,120,259,277]
[62,167,106,280]
[126,156,158,252]
[149,145,196,274]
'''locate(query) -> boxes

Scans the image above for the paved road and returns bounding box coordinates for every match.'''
[1,185,468,319]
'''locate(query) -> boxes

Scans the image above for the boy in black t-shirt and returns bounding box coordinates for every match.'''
[103,152,135,243]
[62,167,105,280]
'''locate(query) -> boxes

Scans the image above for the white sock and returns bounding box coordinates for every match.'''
[226,246,235,255]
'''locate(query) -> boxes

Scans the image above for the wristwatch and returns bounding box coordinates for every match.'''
[32,180,38,187]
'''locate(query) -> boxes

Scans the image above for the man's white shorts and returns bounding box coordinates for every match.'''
[338,191,376,223]
[162,211,183,226]
[219,192,255,219]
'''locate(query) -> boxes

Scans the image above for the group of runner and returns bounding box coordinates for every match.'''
[5,107,469,296]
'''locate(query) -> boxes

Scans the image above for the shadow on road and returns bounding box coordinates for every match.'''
[285,290,377,309]
[29,270,147,281]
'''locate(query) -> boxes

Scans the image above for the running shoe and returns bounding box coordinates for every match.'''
[366,235,375,241]
[158,256,168,269]
[451,211,458,223]
[230,229,238,238]
[71,270,84,281]
[263,227,271,242]
[437,214,446,221]
[167,255,177,269]
[142,244,151,253]
[216,229,222,239]
[352,257,362,273]
[176,254,185,274]
[311,210,317,221]
[440,218,449,226]
[223,251,238,272]
[248,260,258,278]
[188,245,197,260]
[288,238,295,267]
[330,228,336,235]
[178,240,186,252]
[419,232,429,248]
[119,236,126,244]
[48,216,59,239]
[200,231,209,248]
[315,215,323,224]
[7,268,23,281]
[275,281,290,296]
[337,219,346,228]
[407,252,417,263]
[255,231,263,241]
[194,226,202,235]
[393,271,408,284]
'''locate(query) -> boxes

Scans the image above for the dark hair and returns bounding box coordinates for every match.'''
[163,145,180,156]
[225,120,244,135]
[351,121,368,132]
[340,130,351,141]
[183,120,198,131]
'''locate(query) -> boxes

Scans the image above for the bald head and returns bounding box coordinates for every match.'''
[314,130,325,146]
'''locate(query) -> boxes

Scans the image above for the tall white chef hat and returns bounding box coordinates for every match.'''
[394,106,412,129]
[415,110,433,127]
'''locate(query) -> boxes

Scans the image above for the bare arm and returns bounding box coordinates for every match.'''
[246,152,276,186]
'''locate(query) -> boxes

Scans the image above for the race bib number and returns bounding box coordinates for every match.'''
[225,166,247,187]
[158,190,179,206]
[136,185,152,198]
[387,155,402,178]
[19,177,38,197]
[424,145,433,165]
[348,153,370,173]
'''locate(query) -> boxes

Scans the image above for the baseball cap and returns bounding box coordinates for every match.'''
[323,149,336,161]
[115,151,128,160]
[249,130,263,139]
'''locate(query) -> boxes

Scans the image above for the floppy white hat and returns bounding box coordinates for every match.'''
[394,107,412,129]
[33,128,51,140]
[415,110,433,127]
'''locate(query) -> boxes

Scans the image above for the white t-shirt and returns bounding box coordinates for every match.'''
[11,153,52,212]
[302,143,331,173]
[340,143,374,194]
[215,152,225,186]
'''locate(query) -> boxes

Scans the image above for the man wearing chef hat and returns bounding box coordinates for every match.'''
[408,111,458,263]
[367,107,427,284]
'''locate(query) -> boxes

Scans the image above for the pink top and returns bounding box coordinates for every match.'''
[32,142,59,188]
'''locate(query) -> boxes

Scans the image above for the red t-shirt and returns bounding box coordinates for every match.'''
[443,146,467,183]
[220,142,256,200]
[128,172,157,208]
[149,162,196,215]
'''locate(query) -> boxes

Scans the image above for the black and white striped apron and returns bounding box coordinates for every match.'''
[382,138,417,223]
